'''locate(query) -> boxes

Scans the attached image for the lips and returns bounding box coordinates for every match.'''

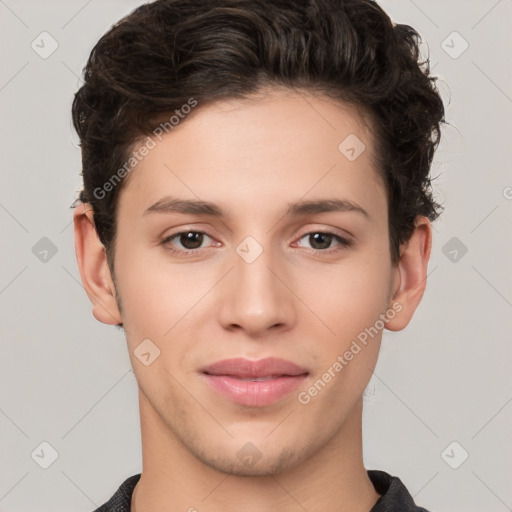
[201,357,308,379]
[200,357,309,407]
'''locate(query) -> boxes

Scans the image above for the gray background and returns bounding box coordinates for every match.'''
[1,0,511,511]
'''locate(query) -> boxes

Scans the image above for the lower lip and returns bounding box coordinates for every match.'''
[202,374,308,407]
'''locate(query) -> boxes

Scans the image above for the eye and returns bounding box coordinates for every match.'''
[295,231,352,252]
[161,229,352,256]
[162,231,216,254]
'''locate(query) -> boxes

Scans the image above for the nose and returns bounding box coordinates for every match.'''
[217,239,297,337]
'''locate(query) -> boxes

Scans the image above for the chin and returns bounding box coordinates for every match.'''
[193,442,306,477]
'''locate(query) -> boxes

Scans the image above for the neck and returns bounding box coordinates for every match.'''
[131,393,380,512]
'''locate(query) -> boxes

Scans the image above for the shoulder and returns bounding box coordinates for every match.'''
[91,474,141,512]
[368,469,433,512]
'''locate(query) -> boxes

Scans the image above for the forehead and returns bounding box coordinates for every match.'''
[117,88,387,223]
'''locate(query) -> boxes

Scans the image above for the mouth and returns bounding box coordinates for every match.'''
[218,375,289,381]
[200,357,309,407]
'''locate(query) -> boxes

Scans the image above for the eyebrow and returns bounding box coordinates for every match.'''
[144,196,370,220]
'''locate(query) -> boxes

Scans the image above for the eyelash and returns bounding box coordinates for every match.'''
[161,230,352,256]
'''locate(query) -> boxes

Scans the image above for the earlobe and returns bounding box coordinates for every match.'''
[385,216,432,332]
[73,202,122,326]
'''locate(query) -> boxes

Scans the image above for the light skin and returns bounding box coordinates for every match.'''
[74,87,431,512]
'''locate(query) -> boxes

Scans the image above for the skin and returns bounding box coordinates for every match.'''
[74,87,431,512]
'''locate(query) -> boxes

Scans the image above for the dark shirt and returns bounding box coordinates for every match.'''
[92,469,430,512]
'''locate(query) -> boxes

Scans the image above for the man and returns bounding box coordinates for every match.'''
[72,0,444,510]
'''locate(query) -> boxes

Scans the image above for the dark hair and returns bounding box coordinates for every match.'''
[72,0,445,268]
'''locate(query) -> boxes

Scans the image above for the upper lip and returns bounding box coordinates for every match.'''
[201,357,308,378]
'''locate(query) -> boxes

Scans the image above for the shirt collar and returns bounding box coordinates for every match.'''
[94,470,429,512]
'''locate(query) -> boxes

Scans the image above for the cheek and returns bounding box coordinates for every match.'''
[114,245,216,340]
[113,246,171,336]
[297,261,389,412]
[299,252,392,340]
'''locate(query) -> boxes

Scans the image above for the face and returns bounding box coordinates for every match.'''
[108,88,400,475]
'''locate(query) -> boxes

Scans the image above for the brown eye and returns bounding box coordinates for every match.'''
[178,231,204,249]
[308,232,333,250]
[162,231,213,253]
[297,231,352,252]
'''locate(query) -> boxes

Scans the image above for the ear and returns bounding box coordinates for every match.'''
[385,215,432,331]
[73,202,122,325]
